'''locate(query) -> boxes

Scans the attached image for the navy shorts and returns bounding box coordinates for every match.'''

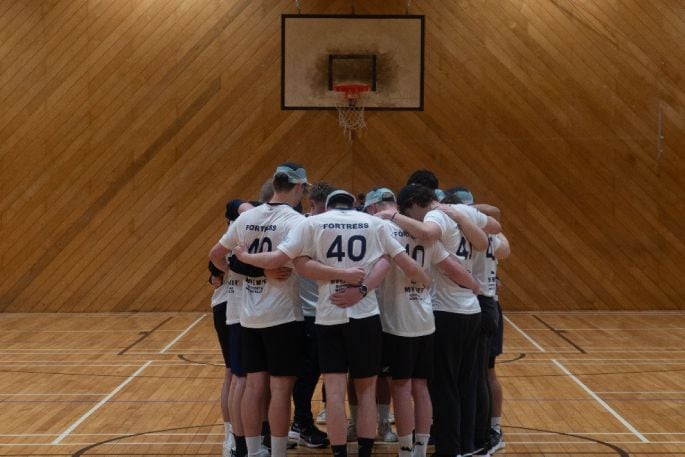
[382,332,434,380]
[316,315,382,379]
[488,301,504,368]
[212,303,231,368]
[242,321,305,376]
[228,323,246,377]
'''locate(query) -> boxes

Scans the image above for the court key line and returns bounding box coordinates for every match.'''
[159,314,206,354]
[51,361,152,445]
[552,359,649,443]
[503,314,546,352]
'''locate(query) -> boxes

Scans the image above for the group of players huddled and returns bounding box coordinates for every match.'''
[208,163,510,457]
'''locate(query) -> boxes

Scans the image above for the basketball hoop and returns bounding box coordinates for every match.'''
[333,83,369,141]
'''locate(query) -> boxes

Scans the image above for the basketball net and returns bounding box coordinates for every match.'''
[333,84,369,141]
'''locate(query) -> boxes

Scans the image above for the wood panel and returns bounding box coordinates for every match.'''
[0,0,683,312]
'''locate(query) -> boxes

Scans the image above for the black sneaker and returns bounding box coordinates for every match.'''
[299,424,330,448]
[487,429,505,454]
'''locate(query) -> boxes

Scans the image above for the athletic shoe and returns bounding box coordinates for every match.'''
[347,423,358,442]
[487,429,505,454]
[299,424,330,448]
[289,422,302,441]
[466,447,491,457]
[316,409,327,424]
[377,420,398,442]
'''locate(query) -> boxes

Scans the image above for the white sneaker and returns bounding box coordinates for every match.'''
[316,409,327,424]
[376,420,397,442]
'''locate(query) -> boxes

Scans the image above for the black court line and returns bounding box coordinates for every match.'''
[178,354,224,367]
[507,425,628,456]
[118,317,174,355]
[496,353,526,364]
[533,314,587,353]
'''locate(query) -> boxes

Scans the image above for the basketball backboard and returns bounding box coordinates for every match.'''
[281,14,424,110]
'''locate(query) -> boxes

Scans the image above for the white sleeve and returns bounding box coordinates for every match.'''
[423,210,448,236]
[278,219,309,259]
[377,222,406,258]
[454,204,487,228]
[219,221,238,250]
[429,240,450,265]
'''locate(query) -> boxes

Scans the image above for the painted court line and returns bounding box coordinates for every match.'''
[51,360,152,445]
[159,314,206,354]
[552,359,649,443]
[503,314,546,352]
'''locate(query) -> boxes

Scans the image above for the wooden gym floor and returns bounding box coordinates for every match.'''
[1,311,685,456]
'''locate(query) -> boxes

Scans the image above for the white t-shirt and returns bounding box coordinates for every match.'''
[279,209,405,325]
[377,221,449,337]
[225,269,244,325]
[299,276,318,318]
[424,205,487,314]
[471,235,501,297]
[219,203,305,328]
[211,253,231,307]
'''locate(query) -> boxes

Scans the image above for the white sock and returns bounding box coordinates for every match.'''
[413,434,430,457]
[225,422,233,442]
[398,434,413,457]
[349,405,358,425]
[246,436,262,456]
[378,404,391,422]
[271,436,287,457]
[491,416,501,433]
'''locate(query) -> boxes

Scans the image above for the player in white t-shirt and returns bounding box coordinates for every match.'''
[209,163,310,457]
[374,184,498,457]
[442,188,510,456]
[236,190,431,457]
[364,187,480,457]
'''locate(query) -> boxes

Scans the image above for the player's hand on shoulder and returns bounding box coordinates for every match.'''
[375,209,395,220]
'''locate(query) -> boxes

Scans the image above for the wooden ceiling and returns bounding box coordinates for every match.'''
[1,0,683,312]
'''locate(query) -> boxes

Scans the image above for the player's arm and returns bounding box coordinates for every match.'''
[375,209,442,241]
[436,255,478,292]
[209,243,230,273]
[293,256,366,284]
[436,204,489,250]
[330,256,392,308]
[233,245,290,269]
[393,252,432,288]
[494,233,511,260]
[473,203,501,222]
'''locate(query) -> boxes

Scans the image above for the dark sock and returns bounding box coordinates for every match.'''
[332,444,347,457]
[261,421,270,436]
[235,436,247,457]
[358,437,374,457]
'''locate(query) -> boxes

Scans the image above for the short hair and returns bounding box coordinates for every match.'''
[406,169,439,190]
[397,184,436,213]
[258,179,274,202]
[309,182,336,204]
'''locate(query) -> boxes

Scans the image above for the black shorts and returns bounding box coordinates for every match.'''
[477,295,500,335]
[316,315,382,379]
[228,323,246,377]
[488,301,504,368]
[212,303,231,368]
[242,321,305,376]
[382,332,434,380]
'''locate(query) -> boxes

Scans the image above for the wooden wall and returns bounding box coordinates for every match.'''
[1,0,683,312]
